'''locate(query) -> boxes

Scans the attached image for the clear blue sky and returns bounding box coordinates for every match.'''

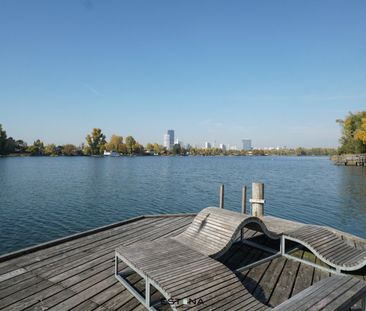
[1,0,365,148]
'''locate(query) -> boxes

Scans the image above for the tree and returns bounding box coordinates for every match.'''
[14,140,27,153]
[354,117,366,144]
[62,144,78,156]
[133,143,144,154]
[146,143,152,151]
[172,144,182,155]
[27,139,45,156]
[0,124,7,155]
[44,144,58,156]
[337,111,366,154]
[85,128,106,155]
[106,135,124,152]
[125,136,136,155]
[4,137,16,154]
[153,143,160,154]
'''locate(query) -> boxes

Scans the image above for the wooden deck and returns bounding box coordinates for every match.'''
[0,214,365,310]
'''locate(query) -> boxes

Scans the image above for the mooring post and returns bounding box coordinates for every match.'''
[242,186,247,214]
[250,182,265,217]
[219,184,224,209]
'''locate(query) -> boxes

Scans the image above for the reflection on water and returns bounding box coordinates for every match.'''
[0,156,365,255]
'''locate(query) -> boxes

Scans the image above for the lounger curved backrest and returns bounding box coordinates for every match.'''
[172,206,282,258]
[174,207,366,273]
[284,225,366,272]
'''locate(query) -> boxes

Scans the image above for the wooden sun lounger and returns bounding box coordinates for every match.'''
[115,207,366,310]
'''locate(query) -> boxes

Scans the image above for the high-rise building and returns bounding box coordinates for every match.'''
[204,142,211,149]
[163,134,170,150]
[163,130,175,150]
[219,144,226,151]
[242,139,252,151]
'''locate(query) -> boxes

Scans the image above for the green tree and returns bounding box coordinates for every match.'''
[153,143,160,154]
[133,143,144,154]
[146,143,152,151]
[27,139,45,156]
[85,128,106,155]
[0,124,7,155]
[4,137,16,154]
[337,111,366,154]
[14,140,27,153]
[172,144,182,155]
[62,144,78,156]
[125,136,136,155]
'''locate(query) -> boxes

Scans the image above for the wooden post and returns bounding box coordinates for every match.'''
[250,182,265,216]
[242,186,247,214]
[219,184,224,209]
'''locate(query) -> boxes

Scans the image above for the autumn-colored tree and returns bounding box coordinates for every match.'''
[125,136,136,155]
[337,111,366,154]
[354,117,366,144]
[62,144,78,156]
[84,128,106,155]
[44,144,58,156]
[106,135,124,153]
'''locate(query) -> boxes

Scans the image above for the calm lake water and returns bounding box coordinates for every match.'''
[0,156,366,255]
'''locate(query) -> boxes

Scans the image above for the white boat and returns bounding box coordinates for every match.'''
[104,150,120,157]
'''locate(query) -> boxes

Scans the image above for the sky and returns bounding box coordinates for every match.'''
[0,0,365,148]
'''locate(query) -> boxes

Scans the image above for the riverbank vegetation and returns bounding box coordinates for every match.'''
[337,111,366,154]
[0,124,337,157]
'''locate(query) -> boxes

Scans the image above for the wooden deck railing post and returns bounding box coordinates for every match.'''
[219,184,224,209]
[242,186,247,214]
[250,182,265,217]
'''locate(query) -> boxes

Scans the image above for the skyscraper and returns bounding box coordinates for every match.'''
[163,130,175,150]
[242,139,252,151]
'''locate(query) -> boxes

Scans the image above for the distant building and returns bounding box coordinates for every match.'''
[174,138,183,147]
[163,134,170,150]
[242,139,252,151]
[163,129,175,150]
[204,142,211,149]
[219,144,226,151]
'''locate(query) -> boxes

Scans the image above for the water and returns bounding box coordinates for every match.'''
[0,156,366,255]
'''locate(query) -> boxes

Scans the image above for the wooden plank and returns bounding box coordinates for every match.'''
[243,258,271,294]
[253,256,287,305]
[1,217,192,311]
[291,251,316,296]
[292,277,356,311]
[0,279,56,309]
[271,276,342,311]
[267,255,301,307]
[0,215,147,263]
[27,217,187,272]
[166,266,229,293]
[1,285,75,311]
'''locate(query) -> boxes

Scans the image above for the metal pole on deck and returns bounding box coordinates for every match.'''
[219,184,224,209]
[242,186,247,214]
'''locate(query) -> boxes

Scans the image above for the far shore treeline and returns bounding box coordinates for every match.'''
[0,111,365,157]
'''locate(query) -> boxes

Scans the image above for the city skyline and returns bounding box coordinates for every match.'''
[1,1,366,148]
